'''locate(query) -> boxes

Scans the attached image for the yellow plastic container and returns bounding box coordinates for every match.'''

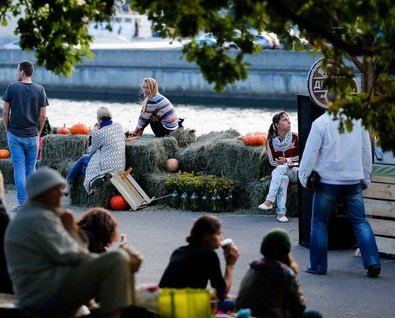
[158,288,212,318]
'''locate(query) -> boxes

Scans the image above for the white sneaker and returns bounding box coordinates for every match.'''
[258,202,273,210]
[11,205,21,212]
[276,215,289,223]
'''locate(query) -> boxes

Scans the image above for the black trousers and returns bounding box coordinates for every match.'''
[150,120,172,137]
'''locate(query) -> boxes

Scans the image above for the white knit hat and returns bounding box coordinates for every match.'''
[26,167,66,199]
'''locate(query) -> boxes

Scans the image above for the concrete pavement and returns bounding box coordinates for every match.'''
[3,188,395,318]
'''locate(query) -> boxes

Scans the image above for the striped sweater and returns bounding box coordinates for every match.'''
[136,94,178,131]
[267,132,299,167]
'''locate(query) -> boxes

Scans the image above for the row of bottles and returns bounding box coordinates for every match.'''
[171,191,234,212]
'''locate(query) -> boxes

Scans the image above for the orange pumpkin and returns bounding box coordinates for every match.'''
[110,195,129,211]
[57,123,70,135]
[0,149,10,159]
[70,123,89,135]
[243,132,268,146]
[166,158,180,172]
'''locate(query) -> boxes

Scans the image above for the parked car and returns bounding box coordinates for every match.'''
[195,33,239,50]
[253,32,281,49]
[279,28,311,50]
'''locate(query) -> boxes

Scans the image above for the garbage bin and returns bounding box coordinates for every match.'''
[297,94,357,250]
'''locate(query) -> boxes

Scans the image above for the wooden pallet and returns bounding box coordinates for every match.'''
[110,168,154,211]
[363,173,395,255]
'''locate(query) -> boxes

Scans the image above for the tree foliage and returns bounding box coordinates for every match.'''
[1,0,394,152]
[0,0,115,76]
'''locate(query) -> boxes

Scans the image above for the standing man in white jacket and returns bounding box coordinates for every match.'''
[298,112,381,277]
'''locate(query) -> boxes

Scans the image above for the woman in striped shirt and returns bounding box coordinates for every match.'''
[258,112,299,223]
[129,78,178,138]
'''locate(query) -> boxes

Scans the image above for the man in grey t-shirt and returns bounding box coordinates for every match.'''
[2,60,49,210]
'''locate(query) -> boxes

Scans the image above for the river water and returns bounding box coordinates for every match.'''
[47,99,298,136]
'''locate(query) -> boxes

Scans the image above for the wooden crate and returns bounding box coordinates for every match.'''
[363,173,395,255]
[110,168,154,211]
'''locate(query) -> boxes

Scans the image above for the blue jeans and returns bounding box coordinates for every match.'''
[7,132,39,205]
[66,155,90,183]
[309,183,380,273]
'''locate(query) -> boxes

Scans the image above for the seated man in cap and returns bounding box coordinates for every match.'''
[4,167,143,318]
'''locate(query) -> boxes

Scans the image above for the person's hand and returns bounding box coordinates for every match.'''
[126,135,140,141]
[59,210,79,232]
[224,244,240,266]
[275,157,287,165]
[121,246,143,272]
[129,252,143,272]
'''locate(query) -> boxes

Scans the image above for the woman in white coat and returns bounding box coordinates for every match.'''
[66,106,126,194]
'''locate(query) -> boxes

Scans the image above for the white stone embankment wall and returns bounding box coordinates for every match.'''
[0,49,325,104]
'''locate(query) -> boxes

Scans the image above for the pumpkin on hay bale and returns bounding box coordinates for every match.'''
[70,123,89,135]
[242,132,268,146]
[0,149,10,159]
[110,195,129,211]
[57,124,70,135]
[166,158,179,172]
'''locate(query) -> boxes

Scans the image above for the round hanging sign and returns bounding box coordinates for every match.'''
[307,59,331,109]
[307,58,358,109]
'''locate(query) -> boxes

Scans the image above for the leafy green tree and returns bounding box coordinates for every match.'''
[1,0,394,152]
[0,0,114,76]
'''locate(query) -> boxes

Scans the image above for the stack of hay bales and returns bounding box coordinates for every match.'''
[41,134,89,172]
[0,121,298,214]
[68,128,196,209]
[125,129,196,200]
[178,129,265,210]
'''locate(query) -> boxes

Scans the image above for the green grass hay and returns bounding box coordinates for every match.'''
[178,130,265,183]
[42,135,89,170]
[0,159,14,185]
[0,120,7,149]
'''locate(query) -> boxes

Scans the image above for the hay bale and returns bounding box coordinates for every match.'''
[0,120,7,149]
[260,152,274,176]
[56,159,77,178]
[0,159,14,185]
[245,179,270,210]
[139,172,169,199]
[160,137,180,158]
[169,128,197,148]
[125,137,178,174]
[41,135,89,169]
[178,130,264,183]
[70,176,118,209]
